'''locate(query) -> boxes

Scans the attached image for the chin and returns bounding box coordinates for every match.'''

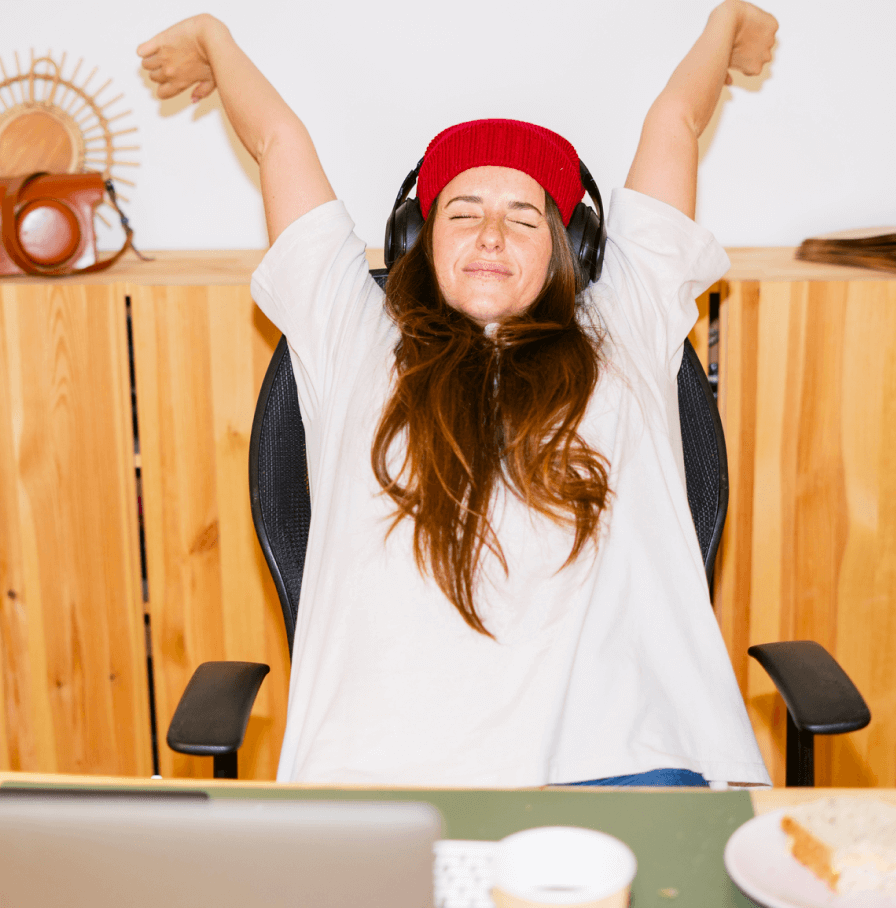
[451,299,524,326]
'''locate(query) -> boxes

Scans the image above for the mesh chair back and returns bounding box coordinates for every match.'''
[678,338,728,584]
[249,277,728,655]
[249,337,309,655]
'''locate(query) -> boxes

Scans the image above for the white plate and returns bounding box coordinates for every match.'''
[724,808,896,908]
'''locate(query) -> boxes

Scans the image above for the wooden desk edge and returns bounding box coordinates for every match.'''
[5,773,895,816]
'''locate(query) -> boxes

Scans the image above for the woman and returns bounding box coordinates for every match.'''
[139,1,778,788]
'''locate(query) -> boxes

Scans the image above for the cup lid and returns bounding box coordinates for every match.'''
[493,826,637,904]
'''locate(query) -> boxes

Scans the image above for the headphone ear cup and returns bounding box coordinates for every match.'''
[384,197,424,270]
[565,201,604,285]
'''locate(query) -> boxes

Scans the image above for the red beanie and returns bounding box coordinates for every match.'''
[417,119,584,226]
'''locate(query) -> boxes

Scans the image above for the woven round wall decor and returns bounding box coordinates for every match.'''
[0,50,138,223]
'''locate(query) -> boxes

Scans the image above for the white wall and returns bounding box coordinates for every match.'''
[4,0,894,252]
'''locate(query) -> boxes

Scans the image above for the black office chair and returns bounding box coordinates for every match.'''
[167,273,871,785]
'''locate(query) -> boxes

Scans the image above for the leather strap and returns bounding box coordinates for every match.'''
[1,172,134,277]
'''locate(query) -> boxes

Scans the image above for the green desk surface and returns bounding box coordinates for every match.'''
[0,782,758,908]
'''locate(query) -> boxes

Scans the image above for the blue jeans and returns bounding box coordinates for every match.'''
[561,768,709,787]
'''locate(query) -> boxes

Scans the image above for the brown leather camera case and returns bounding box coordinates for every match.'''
[1,172,105,276]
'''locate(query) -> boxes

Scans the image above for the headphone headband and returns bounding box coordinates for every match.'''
[391,157,424,211]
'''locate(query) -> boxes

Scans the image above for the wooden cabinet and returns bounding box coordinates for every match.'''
[127,280,287,780]
[712,251,896,787]
[0,253,289,780]
[0,281,151,775]
[1,249,894,785]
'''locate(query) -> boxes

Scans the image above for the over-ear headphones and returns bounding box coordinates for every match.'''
[383,158,607,284]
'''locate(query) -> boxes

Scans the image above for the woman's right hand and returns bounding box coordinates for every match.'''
[137,13,335,242]
[137,14,222,103]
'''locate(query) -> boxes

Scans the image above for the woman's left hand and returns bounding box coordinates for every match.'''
[137,14,220,103]
[726,1,778,83]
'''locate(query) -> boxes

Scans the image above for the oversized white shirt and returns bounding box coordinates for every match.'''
[250,189,771,788]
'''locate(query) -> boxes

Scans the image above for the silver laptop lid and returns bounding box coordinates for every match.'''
[0,791,442,908]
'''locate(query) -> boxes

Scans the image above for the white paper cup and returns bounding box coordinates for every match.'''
[491,826,637,908]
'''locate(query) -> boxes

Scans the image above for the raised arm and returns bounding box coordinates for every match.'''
[624,0,778,219]
[137,14,335,244]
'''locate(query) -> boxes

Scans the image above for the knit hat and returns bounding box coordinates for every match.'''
[417,119,584,226]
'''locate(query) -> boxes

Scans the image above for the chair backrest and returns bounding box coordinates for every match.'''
[249,271,729,654]
[248,334,310,655]
[677,338,728,587]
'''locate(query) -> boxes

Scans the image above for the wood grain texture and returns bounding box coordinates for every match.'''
[1,246,878,286]
[0,282,151,775]
[687,287,712,368]
[724,248,892,282]
[129,285,286,780]
[0,249,386,287]
[715,277,896,787]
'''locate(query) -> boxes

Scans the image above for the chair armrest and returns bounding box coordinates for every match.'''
[166,661,270,756]
[747,641,870,735]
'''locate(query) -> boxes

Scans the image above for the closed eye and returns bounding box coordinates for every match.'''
[449,215,537,227]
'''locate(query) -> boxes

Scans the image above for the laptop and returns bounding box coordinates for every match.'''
[0,788,442,908]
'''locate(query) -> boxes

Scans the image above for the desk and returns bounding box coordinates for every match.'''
[4,773,896,908]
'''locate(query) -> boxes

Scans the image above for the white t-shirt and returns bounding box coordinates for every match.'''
[250,188,771,788]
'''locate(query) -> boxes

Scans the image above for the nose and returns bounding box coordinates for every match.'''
[476,215,504,251]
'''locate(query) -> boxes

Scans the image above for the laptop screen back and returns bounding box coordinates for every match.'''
[0,792,442,908]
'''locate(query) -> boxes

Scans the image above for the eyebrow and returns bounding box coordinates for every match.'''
[444,195,545,217]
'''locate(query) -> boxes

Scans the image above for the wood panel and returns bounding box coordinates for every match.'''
[725,248,891,283]
[129,285,286,780]
[715,277,896,787]
[0,282,151,775]
[687,287,713,369]
[0,249,384,288]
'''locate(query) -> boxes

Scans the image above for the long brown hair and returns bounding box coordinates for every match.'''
[372,192,611,636]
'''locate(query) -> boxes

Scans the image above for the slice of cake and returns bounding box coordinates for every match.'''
[781,797,896,894]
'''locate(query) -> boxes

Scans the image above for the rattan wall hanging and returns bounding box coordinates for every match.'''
[0,50,138,225]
